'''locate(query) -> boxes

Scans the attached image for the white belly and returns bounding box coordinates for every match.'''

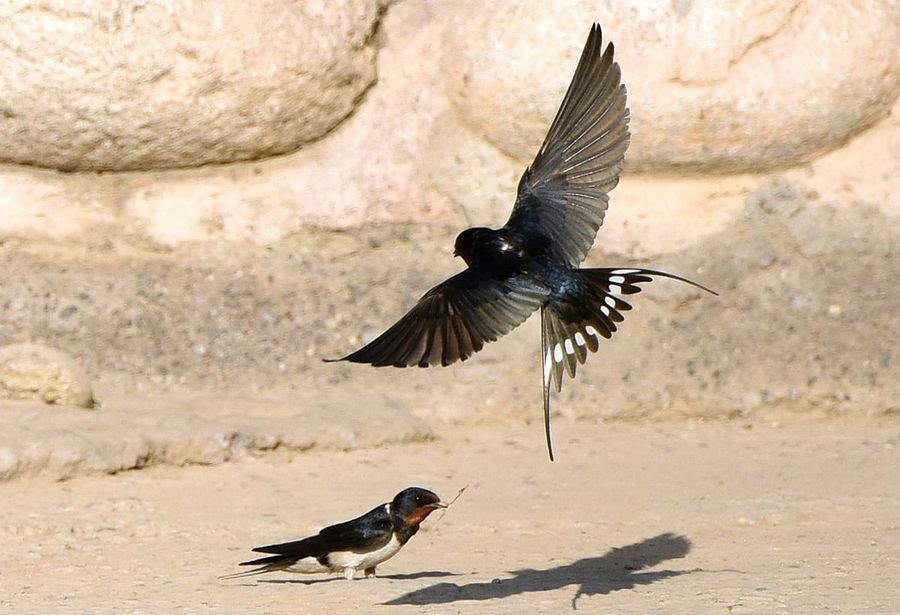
[327,535,404,571]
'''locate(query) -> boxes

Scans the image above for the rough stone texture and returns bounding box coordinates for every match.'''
[0,177,896,432]
[0,0,463,246]
[0,0,896,249]
[444,0,900,173]
[0,393,431,482]
[0,0,897,252]
[0,0,896,460]
[0,0,380,171]
[0,343,93,407]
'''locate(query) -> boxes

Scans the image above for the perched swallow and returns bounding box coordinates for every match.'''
[221,487,447,581]
[328,24,716,459]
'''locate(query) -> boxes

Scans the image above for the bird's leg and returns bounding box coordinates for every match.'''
[343,567,356,580]
[364,566,377,578]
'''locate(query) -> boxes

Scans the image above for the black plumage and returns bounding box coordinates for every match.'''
[221,487,446,580]
[329,24,716,460]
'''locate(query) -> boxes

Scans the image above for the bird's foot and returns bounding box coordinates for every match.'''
[364,567,377,579]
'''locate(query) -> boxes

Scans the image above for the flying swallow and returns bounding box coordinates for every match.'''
[221,487,447,581]
[327,24,716,460]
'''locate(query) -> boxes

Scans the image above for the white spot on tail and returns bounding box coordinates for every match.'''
[601,306,610,316]
[574,332,586,346]
[554,344,563,363]
[612,269,639,275]
[564,339,575,355]
[585,325,599,337]
[609,284,622,295]
[609,275,625,284]
[605,296,616,308]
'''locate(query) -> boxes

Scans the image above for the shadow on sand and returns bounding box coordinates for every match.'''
[385,533,694,609]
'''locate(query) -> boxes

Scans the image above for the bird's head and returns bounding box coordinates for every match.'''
[453,227,492,266]
[392,487,447,526]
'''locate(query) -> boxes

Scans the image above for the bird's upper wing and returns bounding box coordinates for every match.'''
[505,23,630,267]
[251,505,394,557]
[331,266,549,367]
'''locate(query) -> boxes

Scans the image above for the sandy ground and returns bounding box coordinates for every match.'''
[2,416,898,614]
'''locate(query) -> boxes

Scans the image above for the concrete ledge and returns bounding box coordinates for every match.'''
[0,396,432,482]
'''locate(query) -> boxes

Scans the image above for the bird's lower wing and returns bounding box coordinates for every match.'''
[251,506,394,559]
[315,509,396,552]
[223,509,395,579]
[330,267,549,367]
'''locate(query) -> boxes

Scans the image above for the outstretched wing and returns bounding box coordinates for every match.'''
[330,267,549,367]
[505,23,630,267]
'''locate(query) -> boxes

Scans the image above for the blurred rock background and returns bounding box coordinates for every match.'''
[0,0,897,478]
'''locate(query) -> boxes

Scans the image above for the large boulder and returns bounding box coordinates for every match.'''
[0,0,896,251]
[0,343,93,408]
[0,0,380,171]
[443,0,900,173]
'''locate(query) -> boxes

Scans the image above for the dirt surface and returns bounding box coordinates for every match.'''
[2,416,898,614]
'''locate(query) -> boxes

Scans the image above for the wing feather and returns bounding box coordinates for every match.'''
[249,505,394,559]
[331,267,549,367]
[505,23,630,267]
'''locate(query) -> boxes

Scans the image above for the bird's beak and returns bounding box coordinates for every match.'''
[428,501,449,509]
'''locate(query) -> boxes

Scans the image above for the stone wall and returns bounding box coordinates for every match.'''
[0,0,897,423]
[2,0,896,245]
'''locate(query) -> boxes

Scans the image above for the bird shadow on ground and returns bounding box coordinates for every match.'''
[255,578,342,586]
[255,570,457,586]
[383,571,459,580]
[384,533,695,609]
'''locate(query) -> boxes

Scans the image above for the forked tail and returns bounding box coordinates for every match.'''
[540,268,716,460]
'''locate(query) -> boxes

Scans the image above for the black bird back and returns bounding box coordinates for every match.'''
[329,24,627,370]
